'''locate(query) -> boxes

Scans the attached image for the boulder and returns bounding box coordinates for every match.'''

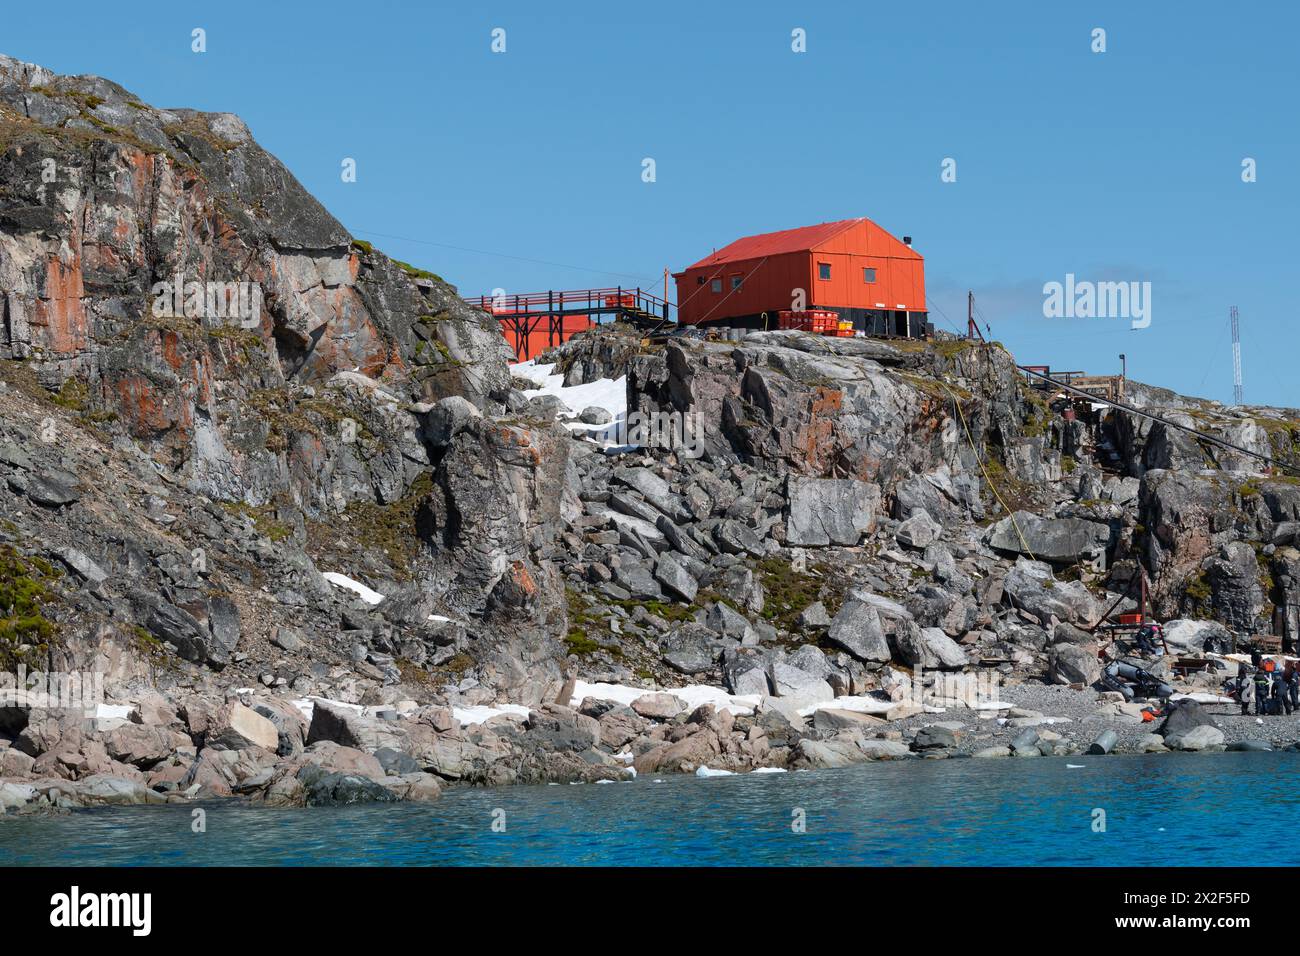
[894,623,967,670]
[912,726,958,751]
[987,511,1110,563]
[297,766,399,806]
[766,661,833,710]
[795,738,868,769]
[1048,643,1101,686]
[1161,619,1234,655]
[896,509,941,550]
[1167,725,1225,752]
[630,693,684,720]
[825,598,890,663]
[206,703,279,751]
[653,552,699,603]
[784,476,880,547]
[1158,699,1217,739]
[1003,560,1099,625]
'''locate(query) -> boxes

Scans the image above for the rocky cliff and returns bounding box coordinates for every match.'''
[2,54,1299,811]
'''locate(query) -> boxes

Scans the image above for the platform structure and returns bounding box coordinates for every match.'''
[1020,366,1125,404]
[461,287,672,361]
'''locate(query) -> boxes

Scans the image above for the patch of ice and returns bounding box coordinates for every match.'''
[513,359,628,447]
[322,572,385,605]
[567,680,760,716]
[796,694,896,718]
[749,767,787,774]
[695,766,734,778]
[94,703,133,720]
[291,696,364,722]
[453,703,531,727]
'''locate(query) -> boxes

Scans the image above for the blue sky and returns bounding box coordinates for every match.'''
[6,0,1297,406]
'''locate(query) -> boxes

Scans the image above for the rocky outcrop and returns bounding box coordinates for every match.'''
[2,53,1299,813]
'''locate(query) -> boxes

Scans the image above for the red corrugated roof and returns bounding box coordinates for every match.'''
[682,218,865,270]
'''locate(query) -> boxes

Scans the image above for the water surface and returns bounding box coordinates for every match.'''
[2,752,1295,866]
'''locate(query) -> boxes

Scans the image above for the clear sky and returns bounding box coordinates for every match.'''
[5,0,1297,407]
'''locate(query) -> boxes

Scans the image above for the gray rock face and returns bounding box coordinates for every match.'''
[1048,643,1101,686]
[766,661,833,710]
[298,766,399,806]
[1003,560,1099,626]
[1158,699,1217,739]
[4,54,1299,805]
[1167,724,1225,752]
[661,623,721,675]
[896,509,941,549]
[1161,619,1233,654]
[785,476,880,547]
[987,511,1111,563]
[894,623,968,670]
[419,395,482,448]
[630,693,683,720]
[912,726,958,750]
[825,598,891,663]
[653,552,698,603]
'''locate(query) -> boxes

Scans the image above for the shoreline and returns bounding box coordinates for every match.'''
[3,679,1295,818]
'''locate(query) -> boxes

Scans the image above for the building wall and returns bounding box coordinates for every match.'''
[675,251,810,326]
[675,220,924,325]
[500,315,592,363]
[806,220,925,313]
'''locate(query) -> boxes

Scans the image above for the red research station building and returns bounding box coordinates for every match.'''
[672,217,929,338]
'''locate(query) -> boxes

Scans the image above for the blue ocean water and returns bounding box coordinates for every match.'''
[2,752,1296,866]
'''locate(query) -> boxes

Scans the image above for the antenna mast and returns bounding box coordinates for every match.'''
[1230,306,1243,406]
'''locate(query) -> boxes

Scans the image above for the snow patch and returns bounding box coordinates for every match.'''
[568,680,761,716]
[453,703,531,727]
[513,359,628,446]
[323,572,384,606]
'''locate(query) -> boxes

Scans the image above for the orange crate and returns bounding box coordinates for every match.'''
[778,310,839,333]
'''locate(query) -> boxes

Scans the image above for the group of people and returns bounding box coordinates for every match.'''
[1235,652,1300,716]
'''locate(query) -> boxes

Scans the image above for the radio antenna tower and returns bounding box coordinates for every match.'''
[1230,306,1243,406]
[1232,308,1242,405]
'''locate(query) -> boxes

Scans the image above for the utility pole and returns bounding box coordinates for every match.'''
[1230,306,1243,406]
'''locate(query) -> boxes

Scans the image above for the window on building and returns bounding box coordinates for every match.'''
[863,267,877,283]
[730,275,743,290]
[710,278,722,293]
[818,262,831,280]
